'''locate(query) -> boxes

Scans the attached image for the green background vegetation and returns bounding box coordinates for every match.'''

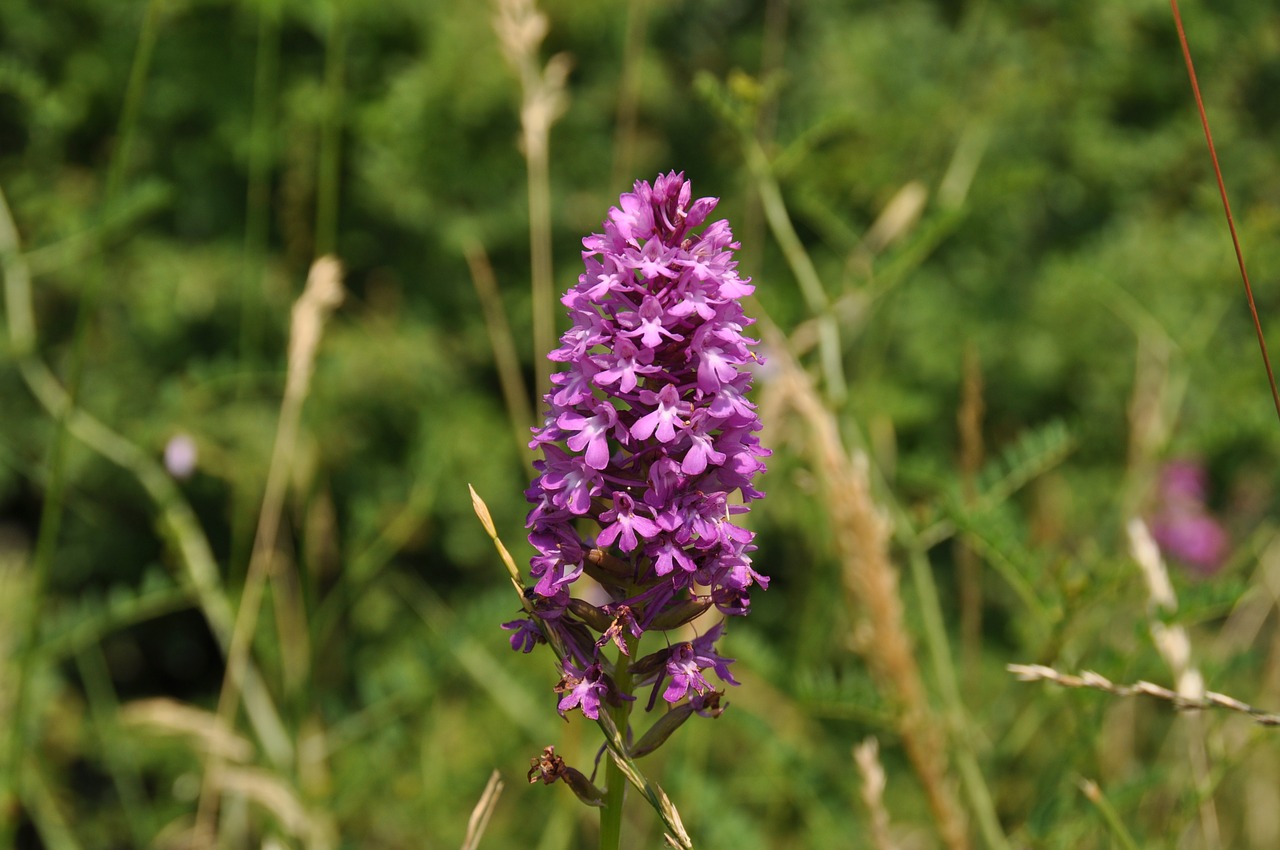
[3,0,1280,847]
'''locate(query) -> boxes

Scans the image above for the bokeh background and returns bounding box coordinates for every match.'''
[4,0,1280,847]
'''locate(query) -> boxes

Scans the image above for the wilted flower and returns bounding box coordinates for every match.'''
[527,745,605,807]
[508,172,769,728]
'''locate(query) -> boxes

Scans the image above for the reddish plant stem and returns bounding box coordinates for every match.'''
[1170,0,1280,427]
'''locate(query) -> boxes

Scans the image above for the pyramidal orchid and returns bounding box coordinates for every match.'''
[502,172,769,845]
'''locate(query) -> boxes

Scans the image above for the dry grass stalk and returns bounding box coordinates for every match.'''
[863,181,928,256]
[216,767,315,842]
[491,0,570,163]
[1007,663,1280,726]
[492,0,570,400]
[167,767,333,850]
[460,770,504,850]
[195,256,345,844]
[120,698,254,762]
[853,737,898,850]
[464,239,535,469]
[769,339,969,850]
[1128,517,1219,847]
[0,182,291,811]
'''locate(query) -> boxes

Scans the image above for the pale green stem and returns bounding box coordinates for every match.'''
[74,645,149,845]
[610,0,649,189]
[464,239,536,471]
[229,0,283,583]
[0,181,293,833]
[906,545,1009,850]
[21,763,84,850]
[316,0,345,257]
[527,130,555,402]
[600,635,638,850]
[1079,778,1141,850]
[239,0,281,367]
[1,1,163,841]
[741,137,847,403]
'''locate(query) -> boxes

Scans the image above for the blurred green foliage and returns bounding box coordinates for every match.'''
[3,0,1280,847]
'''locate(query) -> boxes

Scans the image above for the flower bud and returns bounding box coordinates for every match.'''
[630,704,695,758]
[646,597,714,631]
[567,597,614,632]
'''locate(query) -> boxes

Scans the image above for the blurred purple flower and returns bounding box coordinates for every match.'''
[1149,458,1229,575]
[513,172,769,722]
[164,434,198,479]
[1160,459,1209,505]
[1150,513,1228,574]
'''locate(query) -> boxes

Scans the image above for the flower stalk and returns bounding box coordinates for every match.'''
[486,172,768,845]
[600,634,638,850]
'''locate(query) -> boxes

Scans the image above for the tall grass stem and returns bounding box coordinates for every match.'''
[743,139,846,403]
[0,0,163,838]
[316,0,346,258]
[610,0,649,189]
[240,0,281,367]
[464,239,536,469]
[74,645,150,846]
[767,330,972,850]
[1169,0,1280,428]
[194,257,344,841]
[493,0,569,401]
[0,208,292,761]
[1078,778,1141,850]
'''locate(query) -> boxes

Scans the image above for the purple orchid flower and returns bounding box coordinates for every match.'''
[510,172,769,734]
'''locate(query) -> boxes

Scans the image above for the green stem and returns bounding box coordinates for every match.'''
[1079,777,1141,850]
[609,0,649,189]
[231,0,282,592]
[907,545,1009,850]
[741,137,847,404]
[526,122,555,402]
[600,635,638,850]
[74,645,150,845]
[0,1,164,840]
[315,0,345,257]
[240,0,281,367]
[0,182,292,771]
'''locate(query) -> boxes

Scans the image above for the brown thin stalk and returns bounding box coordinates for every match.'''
[463,238,535,470]
[956,344,984,679]
[1128,518,1221,849]
[1169,0,1280,427]
[768,334,969,850]
[194,257,344,842]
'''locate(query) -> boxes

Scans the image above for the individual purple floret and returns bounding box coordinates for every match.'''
[508,172,769,725]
